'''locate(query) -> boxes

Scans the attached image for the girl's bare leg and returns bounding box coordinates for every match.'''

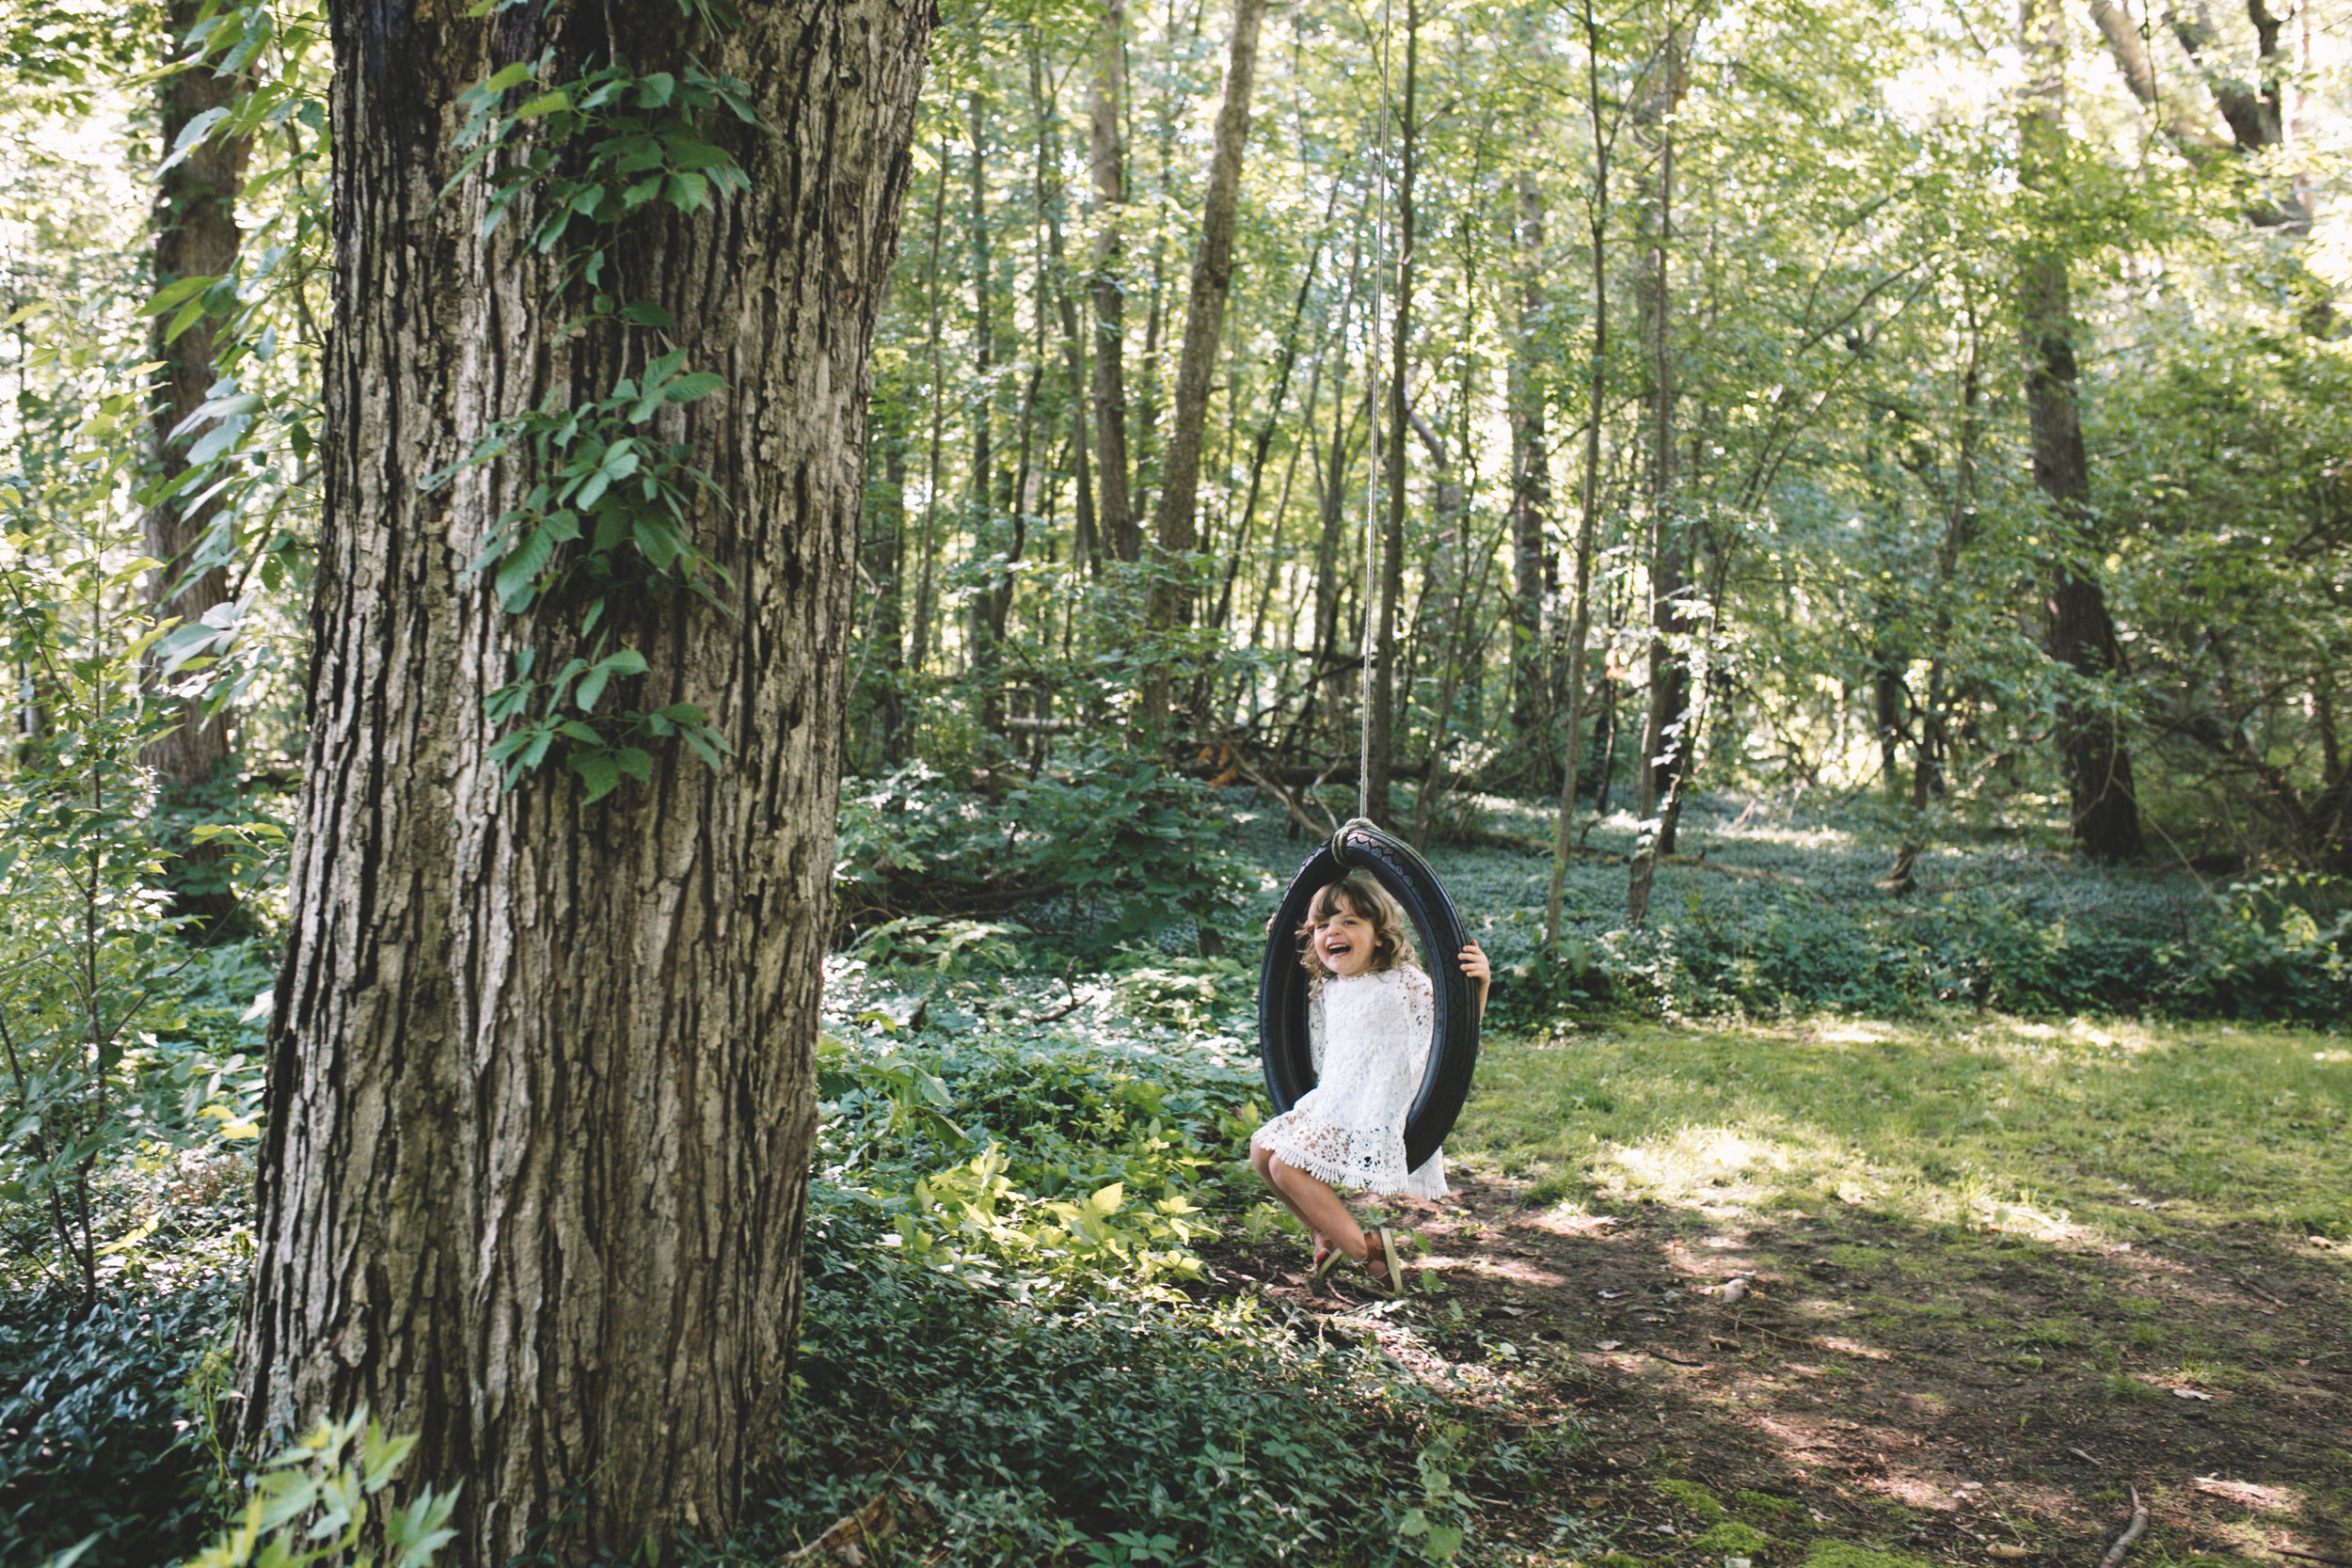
[1264,1156,1374,1264]
[1251,1141,1334,1255]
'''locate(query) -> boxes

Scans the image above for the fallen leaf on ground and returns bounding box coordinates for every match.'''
[2171,1388,2216,1401]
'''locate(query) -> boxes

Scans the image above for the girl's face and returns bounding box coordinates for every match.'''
[1313,896,1378,977]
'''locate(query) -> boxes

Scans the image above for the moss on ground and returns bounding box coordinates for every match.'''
[1655,1480,1727,1522]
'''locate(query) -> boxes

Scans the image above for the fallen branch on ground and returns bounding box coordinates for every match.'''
[784,1486,930,1565]
[2098,1489,2150,1568]
[2269,1549,2352,1567]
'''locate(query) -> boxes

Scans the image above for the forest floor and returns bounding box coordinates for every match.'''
[1199,1014,2351,1568]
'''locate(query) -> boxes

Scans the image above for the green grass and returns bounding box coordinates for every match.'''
[1450,1013,2352,1239]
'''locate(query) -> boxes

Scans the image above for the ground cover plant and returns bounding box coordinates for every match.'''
[10,778,2352,1565]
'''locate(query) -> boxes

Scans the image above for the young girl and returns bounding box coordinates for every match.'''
[1249,873,1489,1294]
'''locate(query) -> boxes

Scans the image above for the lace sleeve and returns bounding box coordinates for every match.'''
[1309,986,1326,1073]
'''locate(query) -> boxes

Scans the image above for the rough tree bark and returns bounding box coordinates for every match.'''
[236,3,932,1561]
[144,0,252,931]
[2019,0,2145,863]
[1089,0,1140,565]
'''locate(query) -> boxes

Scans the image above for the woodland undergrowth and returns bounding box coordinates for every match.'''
[6,763,2350,1565]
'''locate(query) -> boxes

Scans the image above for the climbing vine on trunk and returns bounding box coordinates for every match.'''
[424,29,757,800]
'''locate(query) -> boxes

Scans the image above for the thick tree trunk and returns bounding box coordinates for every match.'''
[237,4,932,1561]
[145,0,251,932]
[1089,0,1140,565]
[1365,0,1418,828]
[1146,0,1269,653]
[2019,0,2145,863]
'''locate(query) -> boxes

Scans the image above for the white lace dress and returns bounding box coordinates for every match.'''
[1251,965,1448,1198]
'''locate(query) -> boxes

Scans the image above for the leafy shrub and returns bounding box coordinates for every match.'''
[769,1242,1479,1566]
[2153,875,2352,1021]
[0,1277,240,1566]
[1490,880,2352,1026]
[778,964,1548,1563]
[834,755,1252,960]
[179,1412,455,1568]
[813,961,1266,1299]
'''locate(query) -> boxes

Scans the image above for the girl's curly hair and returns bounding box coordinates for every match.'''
[1295,873,1418,990]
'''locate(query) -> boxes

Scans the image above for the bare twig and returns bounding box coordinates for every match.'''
[2098,1489,2150,1568]
[2067,1447,2099,1466]
[1230,750,1339,838]
[2230,1275,2291,1308]
[2269,1549,2352,1567]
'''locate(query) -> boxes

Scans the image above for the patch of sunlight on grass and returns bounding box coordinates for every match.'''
[1454,1013,2352,1243]
[1812,1021,1898,1045]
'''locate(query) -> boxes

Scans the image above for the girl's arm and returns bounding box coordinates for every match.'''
[1458,941,1491,1021]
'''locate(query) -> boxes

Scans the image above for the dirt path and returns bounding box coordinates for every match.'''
[1203,1178,2350,1566]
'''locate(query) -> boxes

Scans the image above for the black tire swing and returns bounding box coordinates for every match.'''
[1257,819,1481,1170]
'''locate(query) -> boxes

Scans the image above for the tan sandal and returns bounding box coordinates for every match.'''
[1359,1226,1406,1296]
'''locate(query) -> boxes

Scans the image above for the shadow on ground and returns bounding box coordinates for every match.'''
[1201,1066,2349,1567]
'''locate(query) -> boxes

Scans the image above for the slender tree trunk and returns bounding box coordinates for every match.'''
[1406,413,1483,849]
[236,4,932,1560]
[1310,286,1363,744]
[1626,14,1686,927]
[1365,0,1418,828]
[1145,0,1269,673]
[967,91,1004,724]
[866,403,909,765]
[2019,0,2145,863]
[1040,56,1099,577]
[144,0,252,933]
[1506,171,1554,780]
[910,142,949,677]
[1089,0,1140,565]
[1544,0,1611,945]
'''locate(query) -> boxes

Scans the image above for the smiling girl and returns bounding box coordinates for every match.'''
[1248,872,1489,1293]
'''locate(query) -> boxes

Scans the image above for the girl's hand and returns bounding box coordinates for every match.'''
[1458,941,1491,1021]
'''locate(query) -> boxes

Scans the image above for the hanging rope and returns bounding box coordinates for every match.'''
[1358,0,1391,825]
